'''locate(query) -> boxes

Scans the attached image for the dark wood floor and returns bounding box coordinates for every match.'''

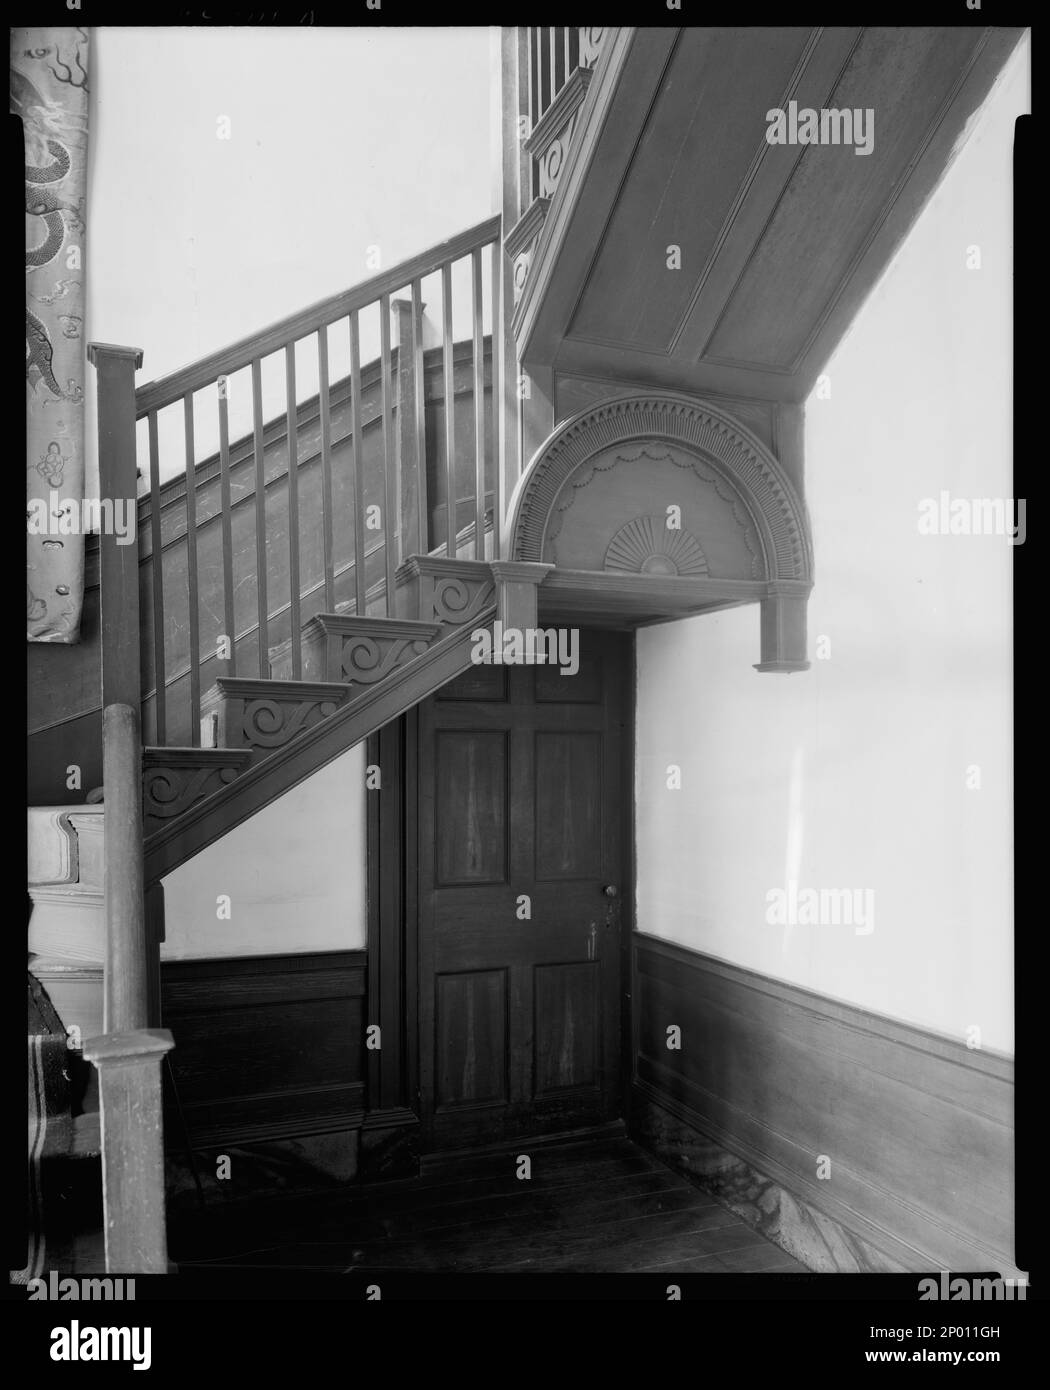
[171,1134,808,1274]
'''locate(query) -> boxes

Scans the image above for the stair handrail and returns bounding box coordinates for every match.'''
[132,214,504,743]
[134,214,501,417]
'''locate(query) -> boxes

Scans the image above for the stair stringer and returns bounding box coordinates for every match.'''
[143,606,496,883]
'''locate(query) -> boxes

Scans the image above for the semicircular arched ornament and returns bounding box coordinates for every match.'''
[502,391,814,673]
[504,391,813,587]
[604,516,709,577]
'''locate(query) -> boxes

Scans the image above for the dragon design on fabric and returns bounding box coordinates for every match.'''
[26,307,66,398]
[17,71,82,402]
[18,29,90,642]
[26,136,71,266]
[25,139,82,400]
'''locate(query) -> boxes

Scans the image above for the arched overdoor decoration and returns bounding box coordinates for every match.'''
[501,392,814,671]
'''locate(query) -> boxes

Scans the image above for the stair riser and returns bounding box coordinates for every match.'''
[142,750,254,836]
[396,558,496,628]
[200,680,347,758]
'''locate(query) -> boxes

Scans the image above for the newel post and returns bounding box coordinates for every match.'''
[490,560,554,631]
[89,342,149,1032]
[88,342,175,1274]
[83,1029,174,1273]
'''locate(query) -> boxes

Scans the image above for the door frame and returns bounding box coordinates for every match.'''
[364,627,637,1170]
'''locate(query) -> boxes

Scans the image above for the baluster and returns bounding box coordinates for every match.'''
[550,26,560,100]
[182,394,201,743]
[490,238,502,561]
[146,411,166,743]
[526,27,537,204]
[317,329,336,611]
[284,346,302,677]
[217,379,236,677]
[471,248,485,560]
[540,27,551,114]
[412,278,428,554]
[441,261,456,558]
[350,309,366,616]
[564,26,572,80]
[251,359,268,676]
[379,293,396,614]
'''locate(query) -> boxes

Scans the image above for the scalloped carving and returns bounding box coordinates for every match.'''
[547,442,762,577]
[508,394,813,585]
[604,516,709,577]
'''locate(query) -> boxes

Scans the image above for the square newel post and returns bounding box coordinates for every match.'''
[89,342,149,1034]
[89,343,174,1277]
[490,560,554,631]
[83,1029,175,1273]
[754,584,811,673]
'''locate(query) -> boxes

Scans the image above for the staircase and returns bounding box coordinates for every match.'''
[43,31,611,1274]
[143,553,498,876]
[65,213,515,1274]
[94,217,505,879]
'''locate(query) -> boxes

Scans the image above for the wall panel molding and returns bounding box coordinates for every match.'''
[161,950,366,1152]
[631,933,1019,1276]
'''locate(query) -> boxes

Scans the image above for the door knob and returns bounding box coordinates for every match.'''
[602,884,619,898]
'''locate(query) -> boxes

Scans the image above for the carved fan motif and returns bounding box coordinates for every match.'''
[604,516,709,577]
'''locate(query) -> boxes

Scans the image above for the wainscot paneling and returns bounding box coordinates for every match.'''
[630,933,1019,1277]
[161,951,366,1151]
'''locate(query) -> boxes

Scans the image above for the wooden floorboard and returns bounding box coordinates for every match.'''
[171,1135,805,1274]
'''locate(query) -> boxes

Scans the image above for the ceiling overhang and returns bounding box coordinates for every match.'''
[514,24,1026,406]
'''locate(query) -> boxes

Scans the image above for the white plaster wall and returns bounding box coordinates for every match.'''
[635,37,1027,1055]
[161,742,367,959]
[84,26,493,486]
[82,31,492,960]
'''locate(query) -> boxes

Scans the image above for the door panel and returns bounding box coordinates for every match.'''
[435,731,509,884]
[534,962,600,1094]
[534,731,603,879]
[417,629,629,1151]
[435,969,508,1109]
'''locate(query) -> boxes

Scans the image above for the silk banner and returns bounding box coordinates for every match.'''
[16,27,89,643]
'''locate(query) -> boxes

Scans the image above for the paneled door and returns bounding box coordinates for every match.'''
[416,629,630,1151]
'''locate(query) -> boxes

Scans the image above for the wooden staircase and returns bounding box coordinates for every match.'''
[78,216,510,1273]
[141,554,497,867]
[98,218,507,876]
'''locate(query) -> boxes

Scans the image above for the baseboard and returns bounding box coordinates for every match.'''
[166,1124,361,1212]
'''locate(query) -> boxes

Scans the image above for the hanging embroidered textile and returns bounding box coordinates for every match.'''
[16,26,90,643]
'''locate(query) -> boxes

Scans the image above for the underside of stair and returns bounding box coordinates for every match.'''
[141,557,498,857]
